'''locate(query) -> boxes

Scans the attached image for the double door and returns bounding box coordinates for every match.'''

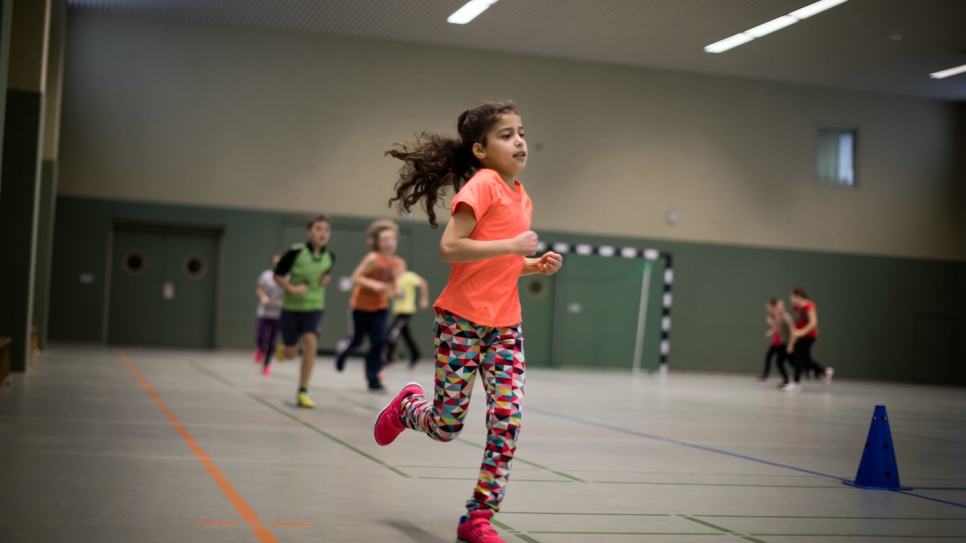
[108,225,220,348]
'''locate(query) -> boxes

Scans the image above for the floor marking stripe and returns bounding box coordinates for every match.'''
[529,407,966,510]
[695,515,966,520]
[186,359,235,387]
[500,511,672,517]
[119,351,277,543]
[682,516,770,543]
[594,481,844,488]
[749,535,966,539]
[246,392,410,478]
[454,437,586,482]
[527,532,725,536]
[490,518,543,543]
[418,476,573,483]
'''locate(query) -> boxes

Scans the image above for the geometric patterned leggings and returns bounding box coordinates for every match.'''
[400,309,525,513]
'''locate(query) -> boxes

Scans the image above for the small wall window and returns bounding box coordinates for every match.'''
[816,125,857,187]
[183,254,207,280]
[122,250,147,275]
[524,277,549,300]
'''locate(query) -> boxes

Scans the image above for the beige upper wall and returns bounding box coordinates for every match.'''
[58,11,965,260]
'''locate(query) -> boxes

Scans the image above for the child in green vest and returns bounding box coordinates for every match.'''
[274,214,336,408]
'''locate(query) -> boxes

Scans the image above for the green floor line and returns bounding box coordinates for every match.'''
[490,518,542,543]
[748,535,966,539]
[338,395,378,411]
[186,360,235,387]
[682,516,769,543]
[696,515,966,520]
[454,437,586,482]
[527,532,725,536]
[418,477,573,483]
[500,511,671,517]
[556,469,819,478]
[595,481,843,488]
[246,392,410,478]
[396,464,540,471]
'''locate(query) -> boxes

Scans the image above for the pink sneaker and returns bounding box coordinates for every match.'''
[373,381,422,446]
[262,364,271,376]
[457,510,505,543]
[253,350,263,364]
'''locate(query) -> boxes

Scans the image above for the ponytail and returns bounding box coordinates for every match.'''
[386,100,519,228]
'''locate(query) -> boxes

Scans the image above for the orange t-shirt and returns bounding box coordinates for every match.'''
[350,253,399,312]
[434,169,532,327]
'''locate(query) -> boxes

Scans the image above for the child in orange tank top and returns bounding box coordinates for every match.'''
[334,220,404,392]
[372,101,563,543]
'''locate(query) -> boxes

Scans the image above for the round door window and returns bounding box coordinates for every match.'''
[525,277,549,300]
[122,250,147,276]
[184,254,207,280]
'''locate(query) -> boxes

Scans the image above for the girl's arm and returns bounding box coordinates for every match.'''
[351,254,388,292]
[439,206,538,263]
[521,252,563,276]
[793,308,818,337]
[418,277,430,309]
[256,284,269,305]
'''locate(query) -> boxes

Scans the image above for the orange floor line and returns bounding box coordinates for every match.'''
[119,350,278,543]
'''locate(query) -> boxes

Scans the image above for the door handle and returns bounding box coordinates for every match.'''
[163,281,175,300]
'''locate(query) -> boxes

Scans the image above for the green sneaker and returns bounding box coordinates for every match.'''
[297,391,315,408]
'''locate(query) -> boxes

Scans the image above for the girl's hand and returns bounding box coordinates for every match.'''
[419,299,429,310]
[510,231,539,256]
[786,343,795,355]
[290,284,309,296]
[260,294,270,305]
[535,251,563,275]
[319,274,332,287]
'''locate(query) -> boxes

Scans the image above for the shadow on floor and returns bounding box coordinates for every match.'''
[382,519,452,543]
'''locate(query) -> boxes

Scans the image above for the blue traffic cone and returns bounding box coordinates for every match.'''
[843,405,911,490]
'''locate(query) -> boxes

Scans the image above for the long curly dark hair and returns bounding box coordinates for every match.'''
[386,100,519,228]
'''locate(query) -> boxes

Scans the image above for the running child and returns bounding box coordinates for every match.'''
[784,287,833,392]
[373,100,563,543]
[759,298,791,385]
[254,253,284,375]
[333,219,404,393]
[274,214,335,407]
[386,269,429,368]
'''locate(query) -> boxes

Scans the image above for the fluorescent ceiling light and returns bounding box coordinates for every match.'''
[790,0,849,20]
[745,15,799,38]
[705,33,755,54]
[930,63,966,79]
[447,0,499,25]
[704,0,849,53]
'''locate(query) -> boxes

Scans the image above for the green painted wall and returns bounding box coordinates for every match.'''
[49,196,965,384]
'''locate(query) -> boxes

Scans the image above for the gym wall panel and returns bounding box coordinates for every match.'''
[57,11,965,262]
[49,195,964,385]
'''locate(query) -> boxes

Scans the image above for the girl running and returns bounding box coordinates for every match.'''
[759,298,791,385]
[784,287,834,391]
[334,219,404,392]
[254,253,284,375]
[372,100,563,543]
[386,269,429,368]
